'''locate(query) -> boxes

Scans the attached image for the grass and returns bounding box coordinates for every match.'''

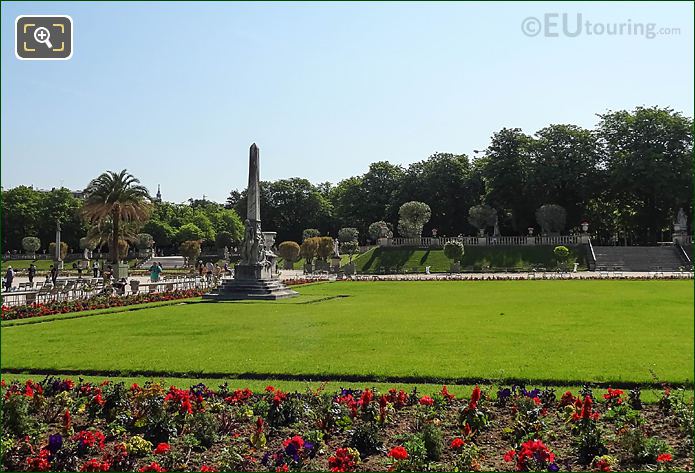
[353,246,587,273]
[2,280,692,386]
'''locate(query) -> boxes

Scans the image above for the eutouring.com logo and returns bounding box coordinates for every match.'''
[521,13,680,39]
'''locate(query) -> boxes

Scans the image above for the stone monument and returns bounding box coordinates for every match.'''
[204,144,297,301]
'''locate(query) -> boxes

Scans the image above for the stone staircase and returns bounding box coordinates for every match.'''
[592,246,686,271]
[203,278,298,301]
[138,256,186,269]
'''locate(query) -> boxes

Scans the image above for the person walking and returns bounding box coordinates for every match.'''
[4,266,15,291]
[28,263,37,286]
[92,259,99,278]
[149,261,162,282]
[50,264,59,285]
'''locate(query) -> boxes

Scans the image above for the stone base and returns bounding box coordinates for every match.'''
[203,264,298,301]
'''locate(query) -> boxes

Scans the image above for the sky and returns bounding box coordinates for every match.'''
[1,1,693,203]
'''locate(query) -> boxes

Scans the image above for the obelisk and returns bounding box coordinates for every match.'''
[203,144,298,301]
[247,144,260,222]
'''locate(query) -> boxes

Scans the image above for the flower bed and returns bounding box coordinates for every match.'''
[1,290,207,322]
[1,379,692,471]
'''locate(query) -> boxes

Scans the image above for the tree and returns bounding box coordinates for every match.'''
[82,170,152,264]
[316,236,335,261]
[302,229,321,241]
[179,240,201,267]
[553,245,571,269]
[340,240,359,262]
[478,128,534,233]
[443,241,464,262]
[135,233,154,250]
[396,153,481,236]
[176,223,205,243]
[299,237,319,264]
[21,237,41,257]
[536,204,567,235]
[142,220,175,248]
[468,205,497,235]
[338,227,359,243]
[48,242,69,260]
[277,241,301,269]
[397,201,431,238]
[597,106,693,244]
[215,231,235,250]
[368,221,393,241]
[1,186,42,251]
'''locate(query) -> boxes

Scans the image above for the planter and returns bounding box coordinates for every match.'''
[130,280,140,294]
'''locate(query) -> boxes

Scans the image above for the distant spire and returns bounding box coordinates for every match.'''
[155,184,162,202]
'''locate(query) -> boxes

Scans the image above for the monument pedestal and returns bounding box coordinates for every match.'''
[204,264,297,301]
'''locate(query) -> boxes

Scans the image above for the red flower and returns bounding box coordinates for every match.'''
[469,385,482,410]
[503,450,516,462]
[272,390,287,406]
[419,395,434,406]
[441,385,455,401]
[200,466,218,472]
[63,409,72,432]
[26,449,51,471]
[275,464,289,472]
[388,446,408,460]
[282,435,305,451]
[139,462,167,472]
[265,385,276,392]
[359,388,374,411]
[80,459,111,472]
[153,442,170,455]
[450,438,465,450]
[656,453,673,463]
[328,447,359,472]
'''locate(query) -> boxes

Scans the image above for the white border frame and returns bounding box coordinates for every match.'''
[15,15,73,61]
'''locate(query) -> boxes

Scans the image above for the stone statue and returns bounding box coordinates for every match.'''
[240,219,265,266]
[493,214,501,237]
[676,208,687,230]
[333,238,340,257]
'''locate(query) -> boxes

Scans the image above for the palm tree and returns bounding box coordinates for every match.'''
[82,170,152,264]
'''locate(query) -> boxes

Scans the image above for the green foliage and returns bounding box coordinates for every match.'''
[214,231,235,249]
[2,394,39,438]
[302,229,321,241]
[177,223,205,243]
[398,201,431,238]
[338,227,359,243]
[21,237,41,255]
[186,411,219,448]
[536,204,567,235]
[135,233,154,250]
[340,241,359,261]
[79,237,97,251]
[453,443,481,471]
[443,241,464,262]
[368,221,393,241]
[421,423,444,461]
[179,240,201,266]
[348,421,382,456]
[468,204,497,233]
[142,220,175,247]
[277,241,301,262]
[553,245,571,268]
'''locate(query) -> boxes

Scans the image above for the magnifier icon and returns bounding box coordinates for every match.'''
[33,27,53,49]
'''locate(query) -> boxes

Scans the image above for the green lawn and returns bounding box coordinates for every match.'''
[1,280,692,385]
[353,245,587,273]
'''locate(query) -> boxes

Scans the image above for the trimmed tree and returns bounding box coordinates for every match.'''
[340,240,359,263]
[21,237,41,257]
[398,201,431,238]
[299,237,319,266]
[302,228,321,241]
[536,204,567,235]
[443,240,464,273]
[316,236,335,261]
[468,205,497,236]
[368,221,393,241]
[338,227,359,244]
[277,241,301,269]
[136,233,154,250]
[179,240,201,268]
[553,245,571,270]
[48,241,69,260]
